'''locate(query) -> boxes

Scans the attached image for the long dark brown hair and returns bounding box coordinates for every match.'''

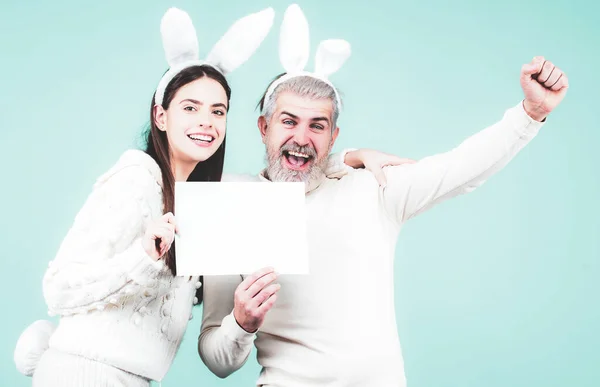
[143,65,232,301]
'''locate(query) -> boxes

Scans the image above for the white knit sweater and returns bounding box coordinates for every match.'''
[41,150,197,381]
[14,148,352,381]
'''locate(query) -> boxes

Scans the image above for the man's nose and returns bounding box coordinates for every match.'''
[292,127,309,146]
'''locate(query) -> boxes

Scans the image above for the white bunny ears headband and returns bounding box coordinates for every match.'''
[262,4,351,111]
[155,6,275,106]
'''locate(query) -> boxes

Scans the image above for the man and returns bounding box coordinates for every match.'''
[198,55,568,386]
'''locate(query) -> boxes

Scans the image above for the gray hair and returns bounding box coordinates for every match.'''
[260,75,341,129]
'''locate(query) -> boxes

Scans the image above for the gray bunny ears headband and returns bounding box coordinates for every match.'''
[155,6,275,106]
[262,4,351,110]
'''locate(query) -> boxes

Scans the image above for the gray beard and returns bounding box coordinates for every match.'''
[265,143,330,185]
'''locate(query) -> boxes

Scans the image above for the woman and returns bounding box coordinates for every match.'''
[20,63,234,387]
[13,8,414,387]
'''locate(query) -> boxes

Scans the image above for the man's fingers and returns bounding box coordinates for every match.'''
[250,283,281,309]
[234,272,280,332]
[246,272,278,298]
[550,72,568,91]
[521,56,568,96]
[542,66,562,89]
[386,157,416,166]
[535,60,554,83]
[257,293,278,314]
[373,169,387,187]
[239,267,275,291]
[367,156,416,187]
[522,56,544,77]
[556,78,568,93]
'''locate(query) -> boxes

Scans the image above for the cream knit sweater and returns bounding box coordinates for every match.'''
[199,102,545,387]
[14,148,352,382]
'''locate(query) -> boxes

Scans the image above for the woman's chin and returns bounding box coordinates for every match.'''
[180,140,222,162]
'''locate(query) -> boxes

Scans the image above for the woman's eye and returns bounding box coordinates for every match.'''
[184,106,196,112]
[213,110,225,116]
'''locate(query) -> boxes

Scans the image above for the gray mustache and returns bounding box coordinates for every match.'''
[279,143,317,158]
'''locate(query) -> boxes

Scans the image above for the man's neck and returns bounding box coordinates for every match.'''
[259,169,326,194]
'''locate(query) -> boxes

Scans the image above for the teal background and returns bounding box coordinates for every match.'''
[1,0,598,385]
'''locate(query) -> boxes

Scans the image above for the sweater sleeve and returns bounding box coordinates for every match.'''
[323,149,356,179]
[381,101,544,224]
[198,274,255,378]
[43,165,166,316]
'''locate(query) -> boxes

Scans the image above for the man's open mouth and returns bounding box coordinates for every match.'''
[283,150,313,168]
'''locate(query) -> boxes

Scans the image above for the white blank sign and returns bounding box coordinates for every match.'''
[174,181,309,276]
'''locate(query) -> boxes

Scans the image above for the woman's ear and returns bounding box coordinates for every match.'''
[154,105,167,131]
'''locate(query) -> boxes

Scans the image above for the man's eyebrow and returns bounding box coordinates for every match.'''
[279,111,299,119]
[310,116,330,123]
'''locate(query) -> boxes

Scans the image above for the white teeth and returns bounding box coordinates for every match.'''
[288,151,309,159]
[188,134,213,142]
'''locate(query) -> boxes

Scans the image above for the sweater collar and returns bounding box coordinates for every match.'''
[258,169,325,194]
